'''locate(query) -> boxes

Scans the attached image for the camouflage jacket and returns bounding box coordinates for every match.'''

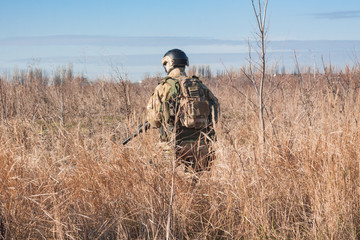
[146,70,220,136]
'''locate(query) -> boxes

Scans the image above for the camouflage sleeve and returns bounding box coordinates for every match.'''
[146,80,174,128]
[146,84,163,128]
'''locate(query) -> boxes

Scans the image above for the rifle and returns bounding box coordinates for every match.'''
[122,121,151,145]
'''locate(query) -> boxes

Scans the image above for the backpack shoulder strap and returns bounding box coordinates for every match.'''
[160,76,171,84]
[161,77,181,99]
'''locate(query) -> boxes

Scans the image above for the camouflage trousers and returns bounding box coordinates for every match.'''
[155,139,214,172]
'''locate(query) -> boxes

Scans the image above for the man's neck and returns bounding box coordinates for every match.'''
[168,68,187,78]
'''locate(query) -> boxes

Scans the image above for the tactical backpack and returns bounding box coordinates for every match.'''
[162,76,211,129]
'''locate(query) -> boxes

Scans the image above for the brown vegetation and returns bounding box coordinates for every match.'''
[1,64,360,239]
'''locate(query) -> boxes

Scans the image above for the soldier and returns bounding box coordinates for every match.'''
[147,49,220,173]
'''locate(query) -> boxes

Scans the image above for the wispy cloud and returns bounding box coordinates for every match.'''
[0,35,245,47]
[312,10,360,19]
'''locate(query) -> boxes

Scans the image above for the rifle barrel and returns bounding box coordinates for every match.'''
[122,137,132,145]
[122,121,150,145]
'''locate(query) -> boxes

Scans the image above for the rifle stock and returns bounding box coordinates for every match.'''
[122,121,150,145]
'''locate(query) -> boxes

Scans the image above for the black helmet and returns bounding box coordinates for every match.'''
[162,49,189,72]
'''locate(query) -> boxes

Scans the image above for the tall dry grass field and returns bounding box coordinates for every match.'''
[1,65,360,239]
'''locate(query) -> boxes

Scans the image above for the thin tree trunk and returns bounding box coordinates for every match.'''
[252,0,268,148]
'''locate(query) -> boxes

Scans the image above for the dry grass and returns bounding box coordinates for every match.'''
[1,65,360,239]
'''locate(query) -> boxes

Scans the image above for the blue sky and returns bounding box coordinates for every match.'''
[1,0,360,80]
[2,0,360,40]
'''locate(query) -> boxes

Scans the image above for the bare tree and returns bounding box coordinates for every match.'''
[222,0,270,154]
[251,0,269,148]
[110,63,132,120]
